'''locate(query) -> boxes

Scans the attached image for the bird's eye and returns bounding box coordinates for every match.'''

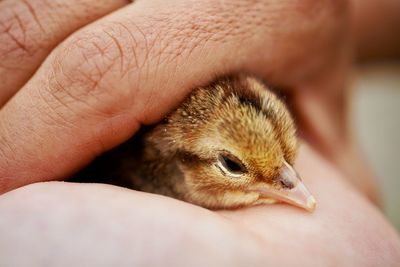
[217,153,246,175]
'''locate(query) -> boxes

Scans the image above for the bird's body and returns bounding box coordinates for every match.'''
[73,76,316,211]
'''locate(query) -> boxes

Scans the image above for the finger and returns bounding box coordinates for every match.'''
[0,0,130,106]
[0,0,348,192]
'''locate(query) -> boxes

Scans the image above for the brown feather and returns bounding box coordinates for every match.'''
[71,75,299,209]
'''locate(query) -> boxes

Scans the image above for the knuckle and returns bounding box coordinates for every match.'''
[46,22,151,110]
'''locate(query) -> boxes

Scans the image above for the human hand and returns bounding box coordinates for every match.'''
[1,146,399,266]
[1,0,399,265]
[0,0,351,194]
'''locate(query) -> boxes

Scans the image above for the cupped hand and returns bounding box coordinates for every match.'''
[1,146,399,266]
[1,0,399,265]
[0,0,350,193]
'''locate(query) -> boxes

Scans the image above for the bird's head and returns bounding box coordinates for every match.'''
[149,76,316,211]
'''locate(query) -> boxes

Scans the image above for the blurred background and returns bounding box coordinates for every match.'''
[353,63,400,230]
[350,0,400,231]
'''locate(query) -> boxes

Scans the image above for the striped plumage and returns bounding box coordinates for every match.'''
[73,75,316,211]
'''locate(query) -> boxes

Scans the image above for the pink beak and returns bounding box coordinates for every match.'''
[254,161,316,212]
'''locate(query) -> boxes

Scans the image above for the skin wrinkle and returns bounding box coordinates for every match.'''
[23,89,67,143]
[37,83,75,124]
[0,119,15,164]
[143,2,248,63]
[45,36,143,158]
[48,53,95,108]
[0,0,399,264]
[41,61,117,135]
[25,100,76,172]
[118,20,150,70]
[22,86,109,178]
[0,0,130,105]
[41,81,85,123]
[10,10,27,46]
[50,32,128,104]
[46,15,176,125]
[0,103,57,185]
[47,52,121,121]
[0,22,28,54]
[0,12,35,58]
[59,1,85,22]
[116,4,256,121]
[0,0,351,195]
[19,0,45,33]
[49,42,137,124]
[126,11,180,65]
[0,15,30,56]
[108,21,141,74]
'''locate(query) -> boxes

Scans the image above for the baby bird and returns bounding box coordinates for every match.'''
[73,75,316,211]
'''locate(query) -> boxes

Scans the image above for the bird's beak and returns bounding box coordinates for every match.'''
[253,161,317,212]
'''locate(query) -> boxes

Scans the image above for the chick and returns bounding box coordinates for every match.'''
[73,75,316,211]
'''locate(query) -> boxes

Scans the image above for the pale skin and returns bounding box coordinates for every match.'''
[0,0,399,266]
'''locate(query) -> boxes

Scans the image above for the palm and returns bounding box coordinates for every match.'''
[1,146,398,266]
